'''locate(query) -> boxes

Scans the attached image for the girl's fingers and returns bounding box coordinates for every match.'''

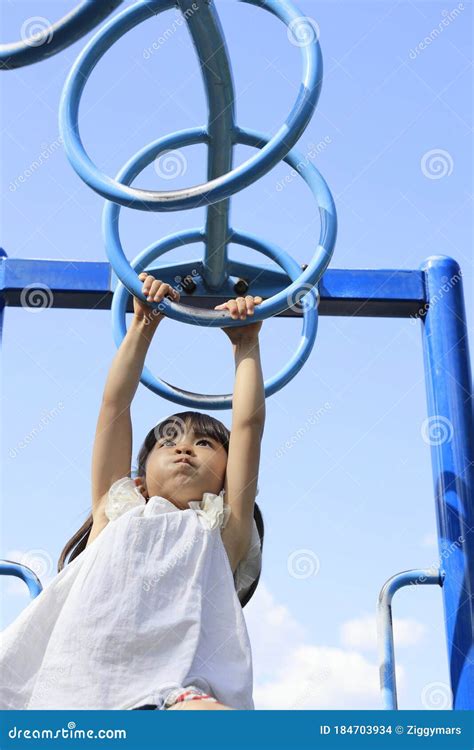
[236,297,247,319]
[142,276,157,297]
[152,282,169,302]
[215,296,262,318]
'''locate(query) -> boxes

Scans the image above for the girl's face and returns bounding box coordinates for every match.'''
[143,425,228,509]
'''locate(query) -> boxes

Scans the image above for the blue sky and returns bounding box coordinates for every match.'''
[1,0,472,710]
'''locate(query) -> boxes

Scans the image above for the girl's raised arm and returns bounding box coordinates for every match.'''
[90,275,179,521]
[214,296,266,572]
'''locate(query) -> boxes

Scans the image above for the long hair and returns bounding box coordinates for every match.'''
[58,411,264,607]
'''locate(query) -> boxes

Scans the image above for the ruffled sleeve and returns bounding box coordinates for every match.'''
[105,477,146,521]
[188,490,230,531]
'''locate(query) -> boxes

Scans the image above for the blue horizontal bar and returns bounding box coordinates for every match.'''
[0,255,426,318]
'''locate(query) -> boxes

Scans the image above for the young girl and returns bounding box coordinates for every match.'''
[0,273,265,711]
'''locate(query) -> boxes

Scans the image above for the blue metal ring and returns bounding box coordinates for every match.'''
[59,0,321,211]
[0,0,123,70]
[111,229,319,409]
[103,127,336,327]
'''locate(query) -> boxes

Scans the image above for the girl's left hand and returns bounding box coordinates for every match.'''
[214,295,263,342]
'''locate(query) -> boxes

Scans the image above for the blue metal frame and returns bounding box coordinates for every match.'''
[1,252,473,708]
[59,0,333,332]
[0,561,43,599]
[1,0,472,712]
[377,569,444,710]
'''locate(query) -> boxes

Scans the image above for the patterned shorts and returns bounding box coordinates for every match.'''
[132,685,219,710]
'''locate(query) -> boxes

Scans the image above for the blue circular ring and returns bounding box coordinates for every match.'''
[103,127,336,328]
[112,229,319,409]
[0,0,123,70]
[59,0,322,211]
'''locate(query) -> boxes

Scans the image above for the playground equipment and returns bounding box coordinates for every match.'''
[1,0,473,712]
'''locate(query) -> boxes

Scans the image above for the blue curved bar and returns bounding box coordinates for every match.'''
[178,0,236,291]
[102,127,336,327]
[419,255,474,710]
[0,0,123,70]
[0,560,43,599]
[59,0,322,211]
[377,568,444,710]
[111,228,319,408]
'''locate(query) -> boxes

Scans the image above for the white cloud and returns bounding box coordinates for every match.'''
[245,583,405,709]
[340,614,426,651]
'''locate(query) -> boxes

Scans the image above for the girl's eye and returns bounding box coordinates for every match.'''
[162,439,175,446]
[197,439,211,446]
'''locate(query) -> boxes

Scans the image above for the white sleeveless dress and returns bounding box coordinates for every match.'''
[0,478,262,710]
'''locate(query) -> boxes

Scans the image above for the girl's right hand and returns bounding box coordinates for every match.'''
[134,272,180,324]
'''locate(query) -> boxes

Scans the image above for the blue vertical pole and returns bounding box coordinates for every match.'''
[420,255,474,709]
